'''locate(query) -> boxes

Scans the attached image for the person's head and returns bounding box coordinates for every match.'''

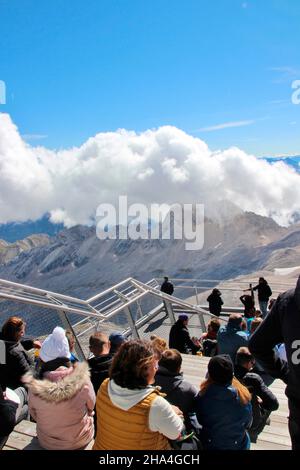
[1,316,26,342]
[201,354,251,405]
[254,310,262,318]
[236,347,255,371]
[110,340,159,389]
[39,326,71,363]
[228,313,243,329]
[178,314,189,326]
[207,354,234,385]
[212,288,221,296]
[65,330,75,352]
[207,317,221,334]
[150,335,167,354]
[109,332,126,354]
[164,276,169,282]
[159,349,182,374]
[89,332,110,357]
[259,277,266,284]
[250,317,263,334]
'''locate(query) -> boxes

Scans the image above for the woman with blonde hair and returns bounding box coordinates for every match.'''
[196,355,252,450]
[150,335,168,354]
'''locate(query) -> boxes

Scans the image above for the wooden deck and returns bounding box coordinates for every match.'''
[181,354,291,450]
[2,355,291,451]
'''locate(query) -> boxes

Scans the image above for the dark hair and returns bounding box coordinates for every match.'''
[236,347,254,366]
[159,349,182,374]
[228,313,243,328]
[1,317,25,342]
[110,340,155,389]
[89,332,109,354]
[39,357,71,378]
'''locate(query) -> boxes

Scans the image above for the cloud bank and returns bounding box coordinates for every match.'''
[0,112,299,227]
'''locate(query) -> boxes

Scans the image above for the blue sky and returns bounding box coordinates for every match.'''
[0,0,299,155]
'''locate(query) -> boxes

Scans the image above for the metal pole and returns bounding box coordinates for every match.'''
[124,305,140,339]
[164,300,176,325]
[57,310,86,361]
[194,285,199,305]
[198,312,207,333]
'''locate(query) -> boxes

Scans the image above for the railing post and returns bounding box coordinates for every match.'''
[194,285,199,305]
[164,300,176,325]
[136,299,144,319]
[198,312,207,333]
[113,289,140,339]
[124,305,140,339]
[57,310,86,361]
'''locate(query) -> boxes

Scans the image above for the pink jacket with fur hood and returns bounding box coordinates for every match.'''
[26,362,95,450]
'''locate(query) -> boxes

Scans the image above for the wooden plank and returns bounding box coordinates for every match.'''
[5,431,37,450]
[181,355,291,451]
[14,420,37,437]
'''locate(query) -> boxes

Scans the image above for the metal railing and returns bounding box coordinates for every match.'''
[1,275,295,359]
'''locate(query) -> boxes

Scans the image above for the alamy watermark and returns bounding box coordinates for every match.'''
[292,80,300,105]
[95,196,204,251]
[0,80,6,105]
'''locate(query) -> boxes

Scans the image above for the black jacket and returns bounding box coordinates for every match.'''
[235,364,279,439]
[249,276,300,403]
[253,282,272,302]
[0,385,18,438]
[88,353,113,395]
[160,281,174,296]
[0,334,33,390]
[207,293,223,316]
[155,366,199,432]
[235,364,279,411]
[240,295,255,317]
[169,321,199,355]
[155,366,198,415]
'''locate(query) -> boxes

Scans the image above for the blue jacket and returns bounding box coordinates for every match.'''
[217,325,248,363]
[196,383,252,450]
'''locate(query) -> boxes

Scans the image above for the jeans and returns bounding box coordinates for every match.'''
[259,301,268,318]
[14,387,29,423]
[288,399,300,450]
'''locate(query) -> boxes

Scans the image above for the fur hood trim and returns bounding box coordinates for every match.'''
[24,362,91,403]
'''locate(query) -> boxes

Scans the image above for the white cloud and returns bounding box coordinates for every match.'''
[0,112,300,227]
[199,120,255,132]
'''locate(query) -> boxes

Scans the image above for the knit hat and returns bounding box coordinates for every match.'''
[39,327,71,363]
[109,332,126,346]
[178,314,188,321]
[208,354,234,385]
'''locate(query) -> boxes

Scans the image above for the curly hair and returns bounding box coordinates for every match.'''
[110,340,156,389]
